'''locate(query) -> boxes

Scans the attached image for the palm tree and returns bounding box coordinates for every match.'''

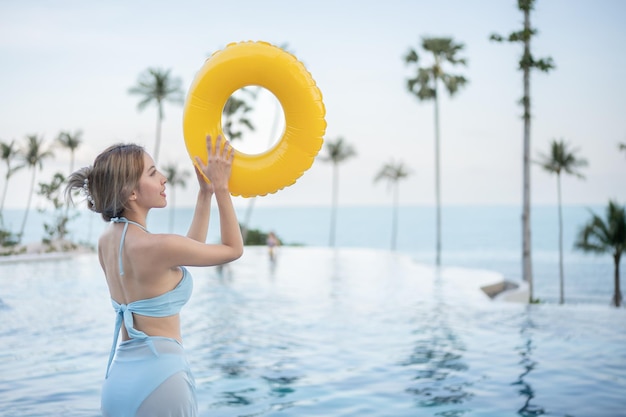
[374,160,412,251]
[0,139,25,218]
[163,163,191,233]
[320,137,356,247]
[404,37,468,266]
[223,89,256,142]
[490,0,555,302]
[19,134,54,241]
[575,200,626,307]
[536,139,588,304]
[128,68,184,164]
[56,130,83,174]
[56,130,83,219]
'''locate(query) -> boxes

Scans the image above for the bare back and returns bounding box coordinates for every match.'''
[98,221,187,342]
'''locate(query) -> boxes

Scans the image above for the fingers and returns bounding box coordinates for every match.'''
[200,134,234,189]
[222,139,234,161]
[206,134,214,157]
[206,134,234,161]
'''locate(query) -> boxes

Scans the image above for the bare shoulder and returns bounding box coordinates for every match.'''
[124,232,197,266]
[127,232,240,268]
[129,232,187,252]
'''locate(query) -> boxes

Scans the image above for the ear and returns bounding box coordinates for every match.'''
[129,190,137,201]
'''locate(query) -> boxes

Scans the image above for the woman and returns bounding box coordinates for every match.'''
[65,135,243,417]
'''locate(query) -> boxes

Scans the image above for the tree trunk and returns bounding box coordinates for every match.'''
[241,197,257,243]
[329,163,339,247]
[613,252,622,307]
[557,174,564,304]
[154,102,163,164]
[19,168,37,241]
[391,183,399,251]
[65,151,76,218]
[0,174,9,215]
[522,7,534,302]
[433,77,442,266]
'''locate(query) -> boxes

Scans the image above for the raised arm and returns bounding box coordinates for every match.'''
[192,135,243,256]
[149,135,243,269]
[185,164,213,243]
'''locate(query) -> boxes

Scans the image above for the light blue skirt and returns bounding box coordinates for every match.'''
[101,337,197,417]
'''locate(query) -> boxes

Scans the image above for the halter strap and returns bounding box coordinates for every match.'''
[110,217,147,276]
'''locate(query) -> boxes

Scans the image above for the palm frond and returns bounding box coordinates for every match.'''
[536,139,587,178]
[575,201,626,256]
[0,139,25,176]
[320,137,357,164]
[129,67,184,114]
[405,36,468,102]
[56,131,83,151]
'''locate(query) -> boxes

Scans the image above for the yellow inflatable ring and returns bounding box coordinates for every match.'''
[183,41,326,197]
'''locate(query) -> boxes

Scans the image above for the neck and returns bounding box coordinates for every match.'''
[120,210,148,228]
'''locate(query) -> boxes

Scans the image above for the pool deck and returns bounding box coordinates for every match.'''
[0,240,94,264]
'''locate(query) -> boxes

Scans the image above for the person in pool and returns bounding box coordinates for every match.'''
[65,135,243,417]
[266,231,280,263]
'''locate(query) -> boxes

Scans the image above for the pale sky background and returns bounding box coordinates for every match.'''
[1,0,625,210]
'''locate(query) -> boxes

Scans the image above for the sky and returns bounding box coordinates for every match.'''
[1,0,625,210]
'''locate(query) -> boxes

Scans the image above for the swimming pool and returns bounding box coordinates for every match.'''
[1,247,624,416]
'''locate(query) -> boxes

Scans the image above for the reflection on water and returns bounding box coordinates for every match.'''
[402,269,472,415]
[404,315,472,407]
[513,311,545,417]
[1,247,625,417]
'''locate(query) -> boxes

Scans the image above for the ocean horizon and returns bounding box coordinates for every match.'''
[1,203,622,307]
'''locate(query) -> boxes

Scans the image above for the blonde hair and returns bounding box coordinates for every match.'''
[65,144,145,221]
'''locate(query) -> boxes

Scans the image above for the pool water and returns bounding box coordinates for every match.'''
[1,247,625,416]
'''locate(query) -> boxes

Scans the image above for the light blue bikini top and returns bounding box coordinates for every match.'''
[105,217,193,378]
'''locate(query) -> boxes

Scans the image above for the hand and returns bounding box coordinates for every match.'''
[195,135,234,193]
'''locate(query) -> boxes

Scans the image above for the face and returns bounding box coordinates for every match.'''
[132,153,167,209]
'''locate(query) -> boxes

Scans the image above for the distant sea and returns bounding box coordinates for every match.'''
[1,204,622,306]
